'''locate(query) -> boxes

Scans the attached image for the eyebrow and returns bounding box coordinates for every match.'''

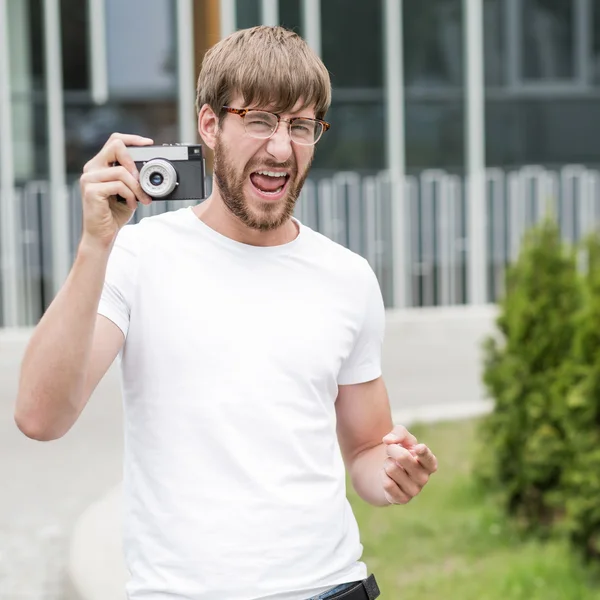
[252,107,316,119]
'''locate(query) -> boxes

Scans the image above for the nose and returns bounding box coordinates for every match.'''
[265,120,293,163]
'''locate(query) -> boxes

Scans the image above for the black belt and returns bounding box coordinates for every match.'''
[324,574,380,600]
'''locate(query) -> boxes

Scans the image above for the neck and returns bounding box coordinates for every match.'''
[192,192,299,247]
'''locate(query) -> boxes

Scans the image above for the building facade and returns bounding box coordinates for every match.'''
[2,0,600,327]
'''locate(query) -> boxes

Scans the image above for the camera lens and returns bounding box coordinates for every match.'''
[149,172,164,187]
[139,159,178,198]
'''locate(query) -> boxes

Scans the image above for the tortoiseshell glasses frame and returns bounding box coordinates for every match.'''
[222,106,331,146]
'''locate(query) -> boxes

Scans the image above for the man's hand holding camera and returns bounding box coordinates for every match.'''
[79,133,154,251]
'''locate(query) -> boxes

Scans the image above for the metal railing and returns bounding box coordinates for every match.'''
[3,164,600,328]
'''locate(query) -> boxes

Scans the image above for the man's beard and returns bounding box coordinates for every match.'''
[213,136,311,232]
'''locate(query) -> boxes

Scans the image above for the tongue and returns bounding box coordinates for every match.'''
[250,173,286,193]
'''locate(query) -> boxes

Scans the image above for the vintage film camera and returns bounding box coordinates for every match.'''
[117,143,207,202]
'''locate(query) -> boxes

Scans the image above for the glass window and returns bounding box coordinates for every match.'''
[521,0,575,81]
[64,0,178,176]
[64,101,178,175]
[403,1,464,170]
[486,97,600,166]
[279,0,301,32]
[10,0,47,181]
[316,0,384,171]
[236,0,261,29]
[484,0,505,87]
[404,0,463,88]
[321,0,383,88]
[405,100,465,170]
[28,0,45,92]
[592,0,600,83]
[312,101,385,172]
[6,0,51,320]
[60,0,89,90]
[105,0,177,99]
[485,1,600,166]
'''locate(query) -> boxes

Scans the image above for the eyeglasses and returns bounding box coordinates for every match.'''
[222,106,330,146]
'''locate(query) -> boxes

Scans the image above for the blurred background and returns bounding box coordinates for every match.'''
[5,0,600,324]
[2,0,600,599]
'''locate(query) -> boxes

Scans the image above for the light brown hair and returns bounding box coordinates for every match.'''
[195,26,331,121]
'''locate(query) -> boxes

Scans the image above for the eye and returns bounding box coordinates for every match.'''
[292,120,315,134]
[248,118,272,127]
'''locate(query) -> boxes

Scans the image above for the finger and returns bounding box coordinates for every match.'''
[86,181,138,213]
[107,132,154,147]
[384,458,422,498]
[83,134,153,173]
[382,425,418,448]
[386,444,429,487]
[81,166,152,205]
[382,472,412,505]
[412,444,438,474]
[106,139,139,175]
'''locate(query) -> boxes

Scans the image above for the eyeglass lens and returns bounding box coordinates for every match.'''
[244,111,323,144]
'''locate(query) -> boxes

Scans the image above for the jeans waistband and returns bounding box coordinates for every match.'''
[306,574,380,600]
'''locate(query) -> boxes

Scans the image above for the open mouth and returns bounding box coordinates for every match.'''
[249,170,291,199]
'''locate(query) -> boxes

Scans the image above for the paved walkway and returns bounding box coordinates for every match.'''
[0,305,497,598]
[1,330,124,598]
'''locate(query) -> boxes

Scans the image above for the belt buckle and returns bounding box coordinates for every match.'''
[362,574,380,600]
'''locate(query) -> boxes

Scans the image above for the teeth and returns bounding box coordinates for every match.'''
[256,171,287,177]
[262,186,284,195]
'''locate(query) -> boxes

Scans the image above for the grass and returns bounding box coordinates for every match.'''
[348,418,600,599]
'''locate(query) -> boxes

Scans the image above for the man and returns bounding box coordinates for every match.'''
[15,26,437,600]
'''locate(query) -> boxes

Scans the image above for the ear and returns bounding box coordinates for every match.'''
[198,104,219,150]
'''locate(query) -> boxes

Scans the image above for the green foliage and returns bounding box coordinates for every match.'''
[478,216,600,564]
[560,231,600,560]
[349,419,600,599]
[476,217,582,532]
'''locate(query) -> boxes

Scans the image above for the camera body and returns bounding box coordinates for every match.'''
[120,143,207,202]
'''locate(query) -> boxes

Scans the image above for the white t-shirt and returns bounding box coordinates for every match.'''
[98,206,385,600]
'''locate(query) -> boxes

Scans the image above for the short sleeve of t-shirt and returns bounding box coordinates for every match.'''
[97,224,140,338]
[337,263,385,385]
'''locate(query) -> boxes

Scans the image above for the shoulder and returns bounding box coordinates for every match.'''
[300,223,376,282]
[135,206,191,233]
[115,207,191,248]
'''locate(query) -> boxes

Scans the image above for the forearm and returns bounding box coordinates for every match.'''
[15,238,110,440]
[348,443,391,507]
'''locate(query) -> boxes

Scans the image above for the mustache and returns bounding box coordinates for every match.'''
[246,159,297,176]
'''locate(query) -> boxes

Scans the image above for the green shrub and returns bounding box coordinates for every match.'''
[560,231,600,560]
[476,217,581,532]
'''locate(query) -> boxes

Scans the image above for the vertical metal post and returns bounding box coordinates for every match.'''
[301,0,321,56]
[464,0,487,304]
[0,0,19,327]
[576,0,590,85]
[177,0,197,143]
[88,0,108,105]
[383,0,408,308]
[220,0,236,38]
[44,0,70,296]
[261,0,278,26]
[505,1,519,90]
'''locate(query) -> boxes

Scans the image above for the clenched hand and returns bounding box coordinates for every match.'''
[380,425,438,505]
